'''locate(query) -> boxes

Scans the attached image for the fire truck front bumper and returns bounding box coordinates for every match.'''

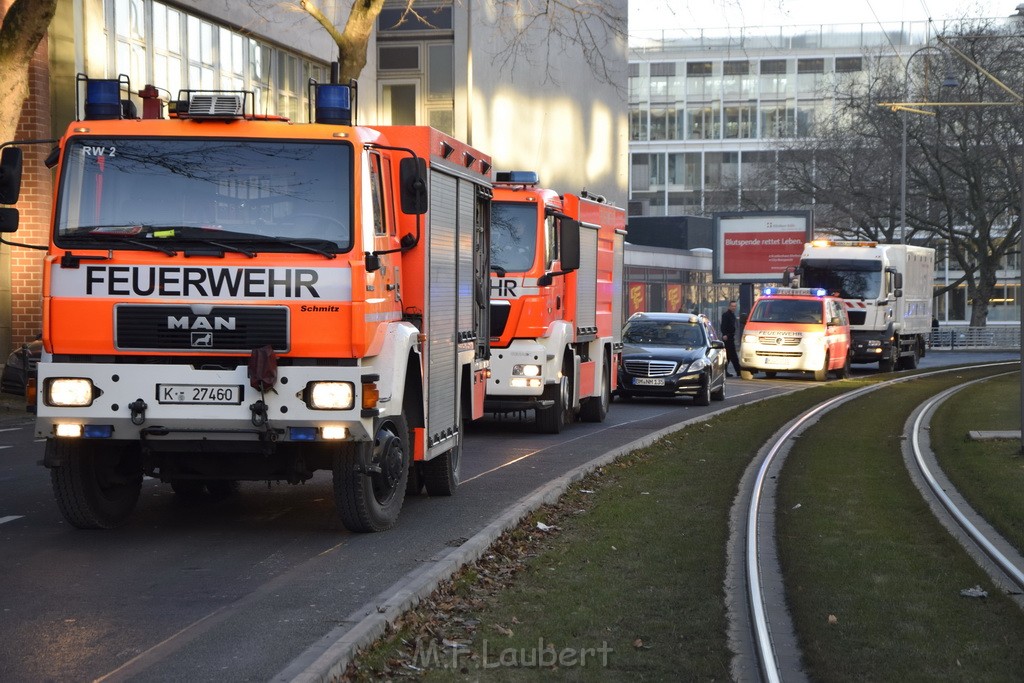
[34,361,379,445]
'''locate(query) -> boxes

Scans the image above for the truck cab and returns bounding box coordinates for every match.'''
[739,287,852,381]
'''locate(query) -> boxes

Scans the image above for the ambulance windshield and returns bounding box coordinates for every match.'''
[490,201,538,273]
[800,259,881,300]
[749,299,824,324]
[55,138,352,252]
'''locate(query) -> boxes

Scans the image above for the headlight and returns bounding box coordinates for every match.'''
[307,381,355,410]
[866,340,882,347]
[685,357,710,373]
[46,378,95,407]
[512,364,542,377]
[743,334,758,344]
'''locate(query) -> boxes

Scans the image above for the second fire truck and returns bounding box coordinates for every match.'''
[486,172,626,433]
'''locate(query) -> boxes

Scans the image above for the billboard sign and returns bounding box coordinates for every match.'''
[713,211,812,283]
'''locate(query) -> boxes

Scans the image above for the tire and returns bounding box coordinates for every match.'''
[879,343,898,373]
[711,375,726,401]
[423,413,461,497]
[580,357,611,423]
[536,370,572,434]
[739,369,754,380]
[334,412,411,533]
[899,342,920,370]
[49,439,142,529]
[693,373,711,406]
[834,354,852,379]
[813,353,830,382]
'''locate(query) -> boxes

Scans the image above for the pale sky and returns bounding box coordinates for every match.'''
[630,0,1020,33]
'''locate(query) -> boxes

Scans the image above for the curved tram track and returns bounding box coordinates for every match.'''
[732,362,1022,683]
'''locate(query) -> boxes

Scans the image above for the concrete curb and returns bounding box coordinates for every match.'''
[276,406,734,682]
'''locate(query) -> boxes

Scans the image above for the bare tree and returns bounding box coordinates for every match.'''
[743,19,1024,326]
[296,0,625,86]
[0,0,57,144]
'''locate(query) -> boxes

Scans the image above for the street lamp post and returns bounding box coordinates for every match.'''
[899,46,959,244]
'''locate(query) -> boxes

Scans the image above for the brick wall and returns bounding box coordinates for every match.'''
[6,26,51,350]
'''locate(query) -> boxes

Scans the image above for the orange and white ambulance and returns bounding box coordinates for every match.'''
[738,287,852,381]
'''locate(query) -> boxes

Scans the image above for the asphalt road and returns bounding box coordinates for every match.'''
[0,350,1015,681]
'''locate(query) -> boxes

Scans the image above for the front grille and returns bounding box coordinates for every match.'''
[623,359,678,377]
[115,305,288,352]
[847,310,867,325]
[758,335,801,346]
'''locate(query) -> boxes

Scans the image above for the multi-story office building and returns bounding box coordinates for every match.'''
[627,20,1020,325]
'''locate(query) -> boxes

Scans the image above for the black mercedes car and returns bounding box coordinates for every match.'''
[616,312,727,405]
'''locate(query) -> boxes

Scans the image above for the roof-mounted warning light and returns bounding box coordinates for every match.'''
[308,64,358,126]
[495,171,539,186]
[761,287,829,297]
[77,73,132,121]
[810,239,878,248]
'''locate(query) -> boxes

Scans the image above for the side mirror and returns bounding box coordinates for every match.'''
[893,289,903,298]
[559,218,580,271]
[364,251,382,273]
[0,207,19,233]
[710,340,725,350]
[0,147,24,204]
[399,157,428,215]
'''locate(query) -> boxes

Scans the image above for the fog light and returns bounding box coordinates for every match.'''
[308,382,354,410]
[321,425,348,440]
[55,423,83,438]
[47,378,95,407]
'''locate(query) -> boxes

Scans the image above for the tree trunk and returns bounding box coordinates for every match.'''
[0,0,58,143]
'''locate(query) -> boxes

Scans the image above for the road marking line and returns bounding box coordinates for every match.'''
[0,516,23,525]
[0,427,22,433]
[0,446,10,451]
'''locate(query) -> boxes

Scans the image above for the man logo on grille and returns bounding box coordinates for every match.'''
[192,332,213,347]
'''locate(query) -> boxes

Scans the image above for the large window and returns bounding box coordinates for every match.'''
[110,0,325,121]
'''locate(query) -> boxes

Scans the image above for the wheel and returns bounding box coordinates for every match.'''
[536,369,572,434]
[813,353,830,382]
[711,374,726,401]
[834,354,852,379]
[580,356,611,423]
[693,373,711,406]
[423,413,461,496]
[879,343,898,373]
[49,439,142,529]
[899,342,920,370]
[739,369,754,380]
[333,412,411,533]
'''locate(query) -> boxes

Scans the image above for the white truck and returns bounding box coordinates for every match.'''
[797,240,935,371]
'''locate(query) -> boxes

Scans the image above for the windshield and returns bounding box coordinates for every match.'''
[55,138,352,251]
[623,320,705,347]
[749,299,824,324]
[801,259,881,299]
[490,201,538,272]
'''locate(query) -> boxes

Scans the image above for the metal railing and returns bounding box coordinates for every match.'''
[929,326,1021,350]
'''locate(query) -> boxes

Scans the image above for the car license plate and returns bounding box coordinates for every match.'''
[633,377,665,386]
[156,384,243,405]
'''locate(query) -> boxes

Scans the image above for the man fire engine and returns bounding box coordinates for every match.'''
[0,73,492,532]
[485,172,626,433]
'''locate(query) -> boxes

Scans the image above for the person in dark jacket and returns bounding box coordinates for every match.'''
[720,300,742,376]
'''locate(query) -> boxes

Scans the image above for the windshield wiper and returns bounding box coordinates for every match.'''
[60,231,178,256]
[230,235,339,259]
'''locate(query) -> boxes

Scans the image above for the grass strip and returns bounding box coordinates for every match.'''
[931,372,1024,556]
[777,367,1024,681]
[346,383,855,680]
